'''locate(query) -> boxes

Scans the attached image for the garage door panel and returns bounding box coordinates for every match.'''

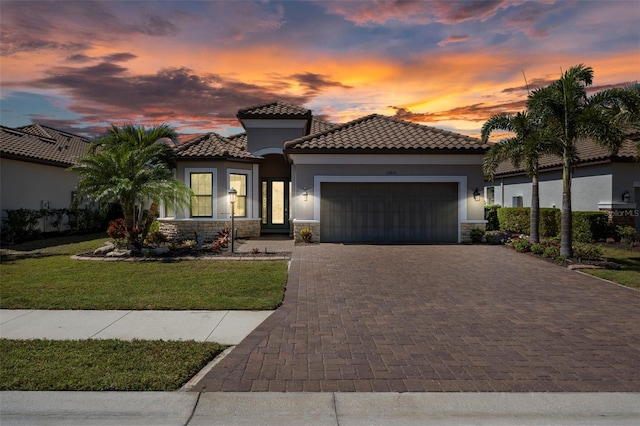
[320,182,458,243]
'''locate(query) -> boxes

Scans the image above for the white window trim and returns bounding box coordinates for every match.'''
[227,168,253,220]
[185,167,217,219]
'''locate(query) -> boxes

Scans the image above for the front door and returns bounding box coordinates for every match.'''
[261,179,290,232]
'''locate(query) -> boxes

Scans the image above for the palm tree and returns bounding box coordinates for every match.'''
[482,111,549,244]
[528,65,640,257]
[71,124,190,250]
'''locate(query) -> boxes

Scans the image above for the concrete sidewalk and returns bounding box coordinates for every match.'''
[0,310,273,345]
[2,391,639,425]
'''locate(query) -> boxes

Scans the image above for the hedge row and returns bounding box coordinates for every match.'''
[494,207,612,242]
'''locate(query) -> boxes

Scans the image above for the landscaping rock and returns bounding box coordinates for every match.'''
[106,248,132,257]
[94,242,115,255]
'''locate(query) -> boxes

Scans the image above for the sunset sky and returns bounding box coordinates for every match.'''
[1,0,639,141]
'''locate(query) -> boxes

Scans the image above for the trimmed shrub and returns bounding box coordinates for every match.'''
[497,207,530,234]
[484,205,500,231]
[572,212,610,243]
[470,227,485,243]
[539,208,561,237]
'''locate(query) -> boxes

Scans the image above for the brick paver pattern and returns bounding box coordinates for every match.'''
[196,244,640,392]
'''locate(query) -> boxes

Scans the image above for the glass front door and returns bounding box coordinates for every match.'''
[261,179,290,231]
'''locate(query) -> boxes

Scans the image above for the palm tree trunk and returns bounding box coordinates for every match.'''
[140,201,159,244]
[530,171,540,244]
[561,153,573,258]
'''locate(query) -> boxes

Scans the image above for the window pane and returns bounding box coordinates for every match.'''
[190,173,212,217]
[272,181,284,224]
[262,182,267,224]
[230,174,247,217]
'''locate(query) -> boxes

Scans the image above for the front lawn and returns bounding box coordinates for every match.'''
[0,339,225,391]
[0,236,288,310]
[581,245,640,290]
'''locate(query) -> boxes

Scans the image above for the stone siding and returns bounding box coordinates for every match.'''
[293,220,321,243]
[159,219,261,241]
[461,221,487,243]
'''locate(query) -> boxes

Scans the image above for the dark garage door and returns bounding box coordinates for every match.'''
[320,182,458,243]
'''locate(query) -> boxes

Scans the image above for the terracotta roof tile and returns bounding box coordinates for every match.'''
[1,124,91,166]
[284,114,488,152]
[236,101,312,119]
[174,132,262,161]
[494,133,639,176]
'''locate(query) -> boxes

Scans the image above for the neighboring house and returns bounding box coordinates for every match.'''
[0,124,91,231]
[485,134,640,232]
[159,101,490,243]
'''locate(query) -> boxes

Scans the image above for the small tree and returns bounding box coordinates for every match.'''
[70,124,190,251]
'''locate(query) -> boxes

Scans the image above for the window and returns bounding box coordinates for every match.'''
[230,173,247,217]
[487,187,495,205]
[190,173,213,217]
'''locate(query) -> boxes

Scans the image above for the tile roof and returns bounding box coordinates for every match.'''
[236,101,312,119]
[494,132,640,176]
[284,114,488,153]
[1,124,91,167]
[174,132,262,161]
[178,118,338,159]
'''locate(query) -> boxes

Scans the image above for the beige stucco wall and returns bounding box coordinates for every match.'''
[1,158,78,211]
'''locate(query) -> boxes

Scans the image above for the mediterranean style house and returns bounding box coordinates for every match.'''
[159,101,490,243]
[0,124,91,231]
[485,134,640,232]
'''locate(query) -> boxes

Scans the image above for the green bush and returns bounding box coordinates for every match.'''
[1,209,42,242]
[531,243,545,254]
[572,212,610,243]
[539,208,561,237]
[497,207,530,234]
[572,243,604,261]
[617,225,639,242]
[484,205,500,231]
[512,238,531,253]
[542,244,566,261]
[470,227,485,243]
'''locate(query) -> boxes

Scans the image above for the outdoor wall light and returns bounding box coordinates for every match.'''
[228,188,237,253]
[302,187,309,201]
[622,190,630,203]
[473,188,481,202]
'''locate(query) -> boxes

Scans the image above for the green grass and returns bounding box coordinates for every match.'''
[1,236,288,310]
[582,245,640,290]
[0,339,225,391]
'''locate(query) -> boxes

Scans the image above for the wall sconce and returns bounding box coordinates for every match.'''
[622,190,630,203]
[473,188,481,202]
[302,187,308,202]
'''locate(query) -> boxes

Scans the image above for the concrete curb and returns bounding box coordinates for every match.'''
[2,392,639,425]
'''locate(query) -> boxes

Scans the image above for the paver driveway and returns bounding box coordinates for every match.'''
[196,244,640,392]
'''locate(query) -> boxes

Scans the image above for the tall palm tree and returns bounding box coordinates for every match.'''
[528,64,640,257]
[71,124,190,250]
[482,111,549,244]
